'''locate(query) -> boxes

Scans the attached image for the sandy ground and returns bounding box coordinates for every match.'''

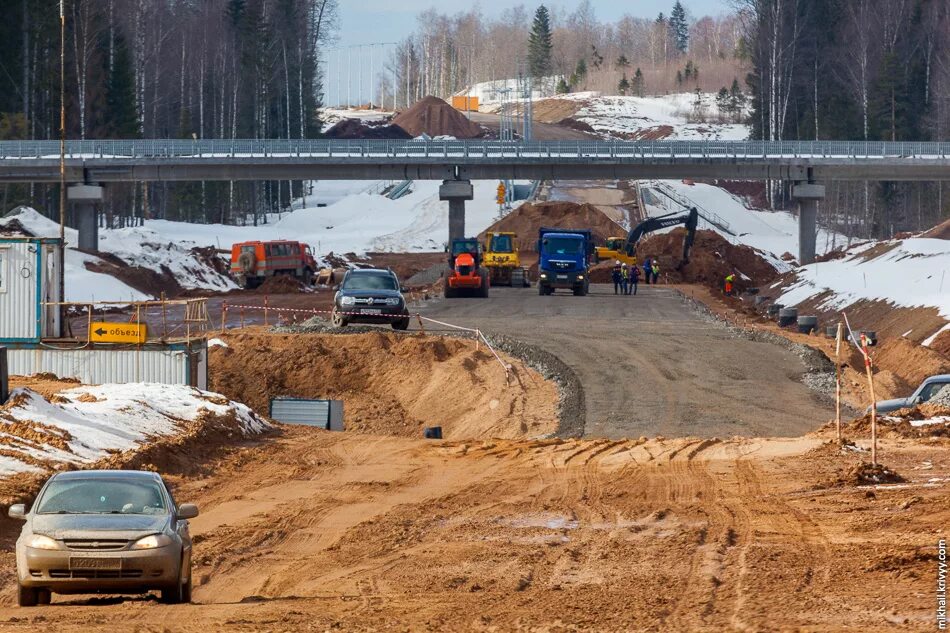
[209,330,559,439]
[0,426,945,631]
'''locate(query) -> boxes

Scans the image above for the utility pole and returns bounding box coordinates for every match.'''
[347,47,352,107]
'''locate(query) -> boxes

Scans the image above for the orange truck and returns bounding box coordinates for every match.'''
[230,240,317,289]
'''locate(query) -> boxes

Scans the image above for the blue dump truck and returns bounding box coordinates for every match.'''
[537,227,594,296]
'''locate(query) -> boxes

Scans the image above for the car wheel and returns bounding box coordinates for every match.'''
[330,310,347,328]
[37,589,51,605]
[17,583,38,607]
[392,318,410,331]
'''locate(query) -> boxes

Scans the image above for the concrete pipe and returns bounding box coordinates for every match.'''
[825,325,839,338]
[754,296,769,306]
[767,303,784,317]
[423,426,443,439]
[778,307,799,327]
[797,315,818,335]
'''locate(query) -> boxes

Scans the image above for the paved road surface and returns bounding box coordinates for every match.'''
[420,284,834,439]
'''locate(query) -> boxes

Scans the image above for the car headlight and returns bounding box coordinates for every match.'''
[384,297,400,306]
[577,275,585,280]
[130,534,173,550]
[340,296,356,306]
[26,534,59,550]
[540,273,548,279]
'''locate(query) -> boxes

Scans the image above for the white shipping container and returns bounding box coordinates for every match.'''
[0,237,62,342]
[6,342,207,389]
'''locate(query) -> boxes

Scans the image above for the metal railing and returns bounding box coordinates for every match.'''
[647,180,736,236]
[2,139,950,161]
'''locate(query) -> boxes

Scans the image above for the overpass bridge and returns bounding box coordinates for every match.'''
[1,139,950,183]
[2,139,948,263]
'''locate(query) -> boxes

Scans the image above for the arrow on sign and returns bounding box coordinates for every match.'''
[94,328,107,336]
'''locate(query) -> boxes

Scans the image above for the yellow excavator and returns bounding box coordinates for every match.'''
[594,236,638,266]
[483,231,531,287]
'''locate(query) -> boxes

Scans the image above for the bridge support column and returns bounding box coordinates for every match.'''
[68,184,104,251]
[792,183,825,266]
[439,179,474,244]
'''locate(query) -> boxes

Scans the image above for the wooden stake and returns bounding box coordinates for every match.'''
[835,322,843,444]
[861,333,878,465]
[264,295,269,327]
[220,302,228,333]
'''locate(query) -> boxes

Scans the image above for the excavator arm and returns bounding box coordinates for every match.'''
[624,207,699,270]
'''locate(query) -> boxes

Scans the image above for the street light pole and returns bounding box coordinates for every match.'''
[58,0,66,328]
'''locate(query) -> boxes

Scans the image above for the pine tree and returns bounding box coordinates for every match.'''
[615,55,630,71]
[728,78,746,122]
[716,87,730,119]
[669,1,689,55]
[676,70,683,86]
[106,35,139,139]
[618,74,630,96]
[570,58,587,89]
[555,77,570,94]
[527,5,553,79]
[633,68,645,97]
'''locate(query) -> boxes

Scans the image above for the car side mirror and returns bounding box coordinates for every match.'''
[8,504,26,520]
[332,285,340,292]
[913,395,924,405]
[177,504,199,520]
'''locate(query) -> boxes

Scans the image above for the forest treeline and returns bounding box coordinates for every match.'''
[0,0,338,226]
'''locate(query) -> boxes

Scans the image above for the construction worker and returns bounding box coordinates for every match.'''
[612,261,623,295]
[620,263,630,295]
[642,257,652,285]
[651,260,660,284]
[724,273,735,296]
[629,263,640,295]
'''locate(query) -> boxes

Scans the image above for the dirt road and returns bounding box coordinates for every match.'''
[420,285,836,439]
[0,426,943,631]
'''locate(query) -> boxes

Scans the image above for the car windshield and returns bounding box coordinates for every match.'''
[544,237,582,255]
[343,273,398,291]
[36,479,168,515]
[919,382,950,402]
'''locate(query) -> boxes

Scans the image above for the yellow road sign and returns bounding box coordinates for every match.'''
[90,322,147,344]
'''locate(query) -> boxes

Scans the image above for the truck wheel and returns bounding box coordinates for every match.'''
[392,311,410,330]
[331,311,348,328]
[511,268,524,288]
[479,270,490,298]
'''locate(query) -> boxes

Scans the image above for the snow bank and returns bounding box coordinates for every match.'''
[462,77,563,105]
[0,384,269,477]
[640,180,846,271]
[775,239,950,319]
[574,94,749,141]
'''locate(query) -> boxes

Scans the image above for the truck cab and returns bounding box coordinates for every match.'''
[537,227,593,296]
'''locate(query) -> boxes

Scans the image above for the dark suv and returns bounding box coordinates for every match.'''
[331,268,411,330]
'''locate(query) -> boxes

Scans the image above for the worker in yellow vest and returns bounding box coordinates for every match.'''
[724,273,735,296]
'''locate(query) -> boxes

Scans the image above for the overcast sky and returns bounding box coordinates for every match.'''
[337,0,734,47]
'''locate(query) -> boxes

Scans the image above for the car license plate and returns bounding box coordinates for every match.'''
[70,557,121,570]
[362,308,382,315]
[557,274,568,280]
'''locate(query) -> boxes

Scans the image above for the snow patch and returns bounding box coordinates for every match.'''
[0,383,269,477]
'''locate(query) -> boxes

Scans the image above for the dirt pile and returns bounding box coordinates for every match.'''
[478,201,626,252]
[323,117,411,140]
[248,275,310,294]
[923,216,950,239]
[392,96,484,138]
[639,228,779,291]
[208,330,558,440]
[823,461,906,487]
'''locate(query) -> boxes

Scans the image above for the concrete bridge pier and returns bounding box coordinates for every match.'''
[439,179,474,244]
[68,184,104,251]
[792,182,825,265]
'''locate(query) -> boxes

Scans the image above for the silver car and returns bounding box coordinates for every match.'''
[9,470,198,606]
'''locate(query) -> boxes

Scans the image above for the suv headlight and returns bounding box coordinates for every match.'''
[384,297,401,306]
[26,534,59,550]
[340,296,356,306]
[131,534,173,550]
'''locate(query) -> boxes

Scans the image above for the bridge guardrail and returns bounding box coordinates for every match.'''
[2,139,950,161]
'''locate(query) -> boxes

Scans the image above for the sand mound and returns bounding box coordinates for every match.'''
[392,96,484,138]
[208,330,558,440]
[923,217,950,239]
[822,462,905,487]
[478,201,626,252]
[250,275,310,295]
[324,118,411,140]
[638,229,779,291]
